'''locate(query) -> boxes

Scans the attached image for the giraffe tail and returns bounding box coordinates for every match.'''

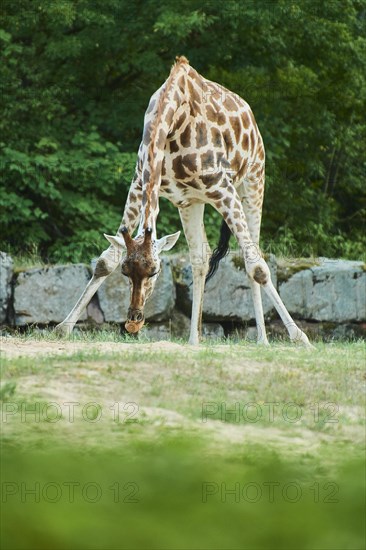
[205,220,232,284]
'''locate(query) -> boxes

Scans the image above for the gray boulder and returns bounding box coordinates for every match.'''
[93,257,175,323]
[141,309,224,341]
[14,264,91,325]
[141,323,172,341]
[174,253,277,322]
[279,258,366,322]
[0,252,13,323]
[202,322,225,340]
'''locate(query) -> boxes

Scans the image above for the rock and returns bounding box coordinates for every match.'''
[140,312,224,342]
[0,252,13,323]
[276,257,320,284]
[139,310,189,341]
[202,323,225,340]
[330,322,366,340]
[174,253,277,322]
[224,324,260,343]
[93,257,175,323]
[279,258,366,322]
[170,309,192,338]
[14,264,91,325]
[86,297,104,325]
[141,323,172,341]
[267,319,366,342]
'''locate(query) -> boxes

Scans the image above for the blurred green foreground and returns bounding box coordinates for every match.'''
[1,439,364,550]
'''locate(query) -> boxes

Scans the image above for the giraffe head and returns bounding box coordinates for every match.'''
[104,228,180,334]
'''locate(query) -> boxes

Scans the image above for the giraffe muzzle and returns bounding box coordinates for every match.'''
[125,309,145,333]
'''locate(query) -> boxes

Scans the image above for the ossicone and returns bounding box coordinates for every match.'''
[121,227,134,251]
[144,227,153,244]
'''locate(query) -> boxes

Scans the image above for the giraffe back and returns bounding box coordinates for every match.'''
[138,57,265,213]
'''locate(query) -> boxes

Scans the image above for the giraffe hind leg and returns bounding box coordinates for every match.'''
[240,180,269,345]
[210,177,314,348]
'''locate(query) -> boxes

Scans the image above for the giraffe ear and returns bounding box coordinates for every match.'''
[104,234,126,251]
[156,231,181,252]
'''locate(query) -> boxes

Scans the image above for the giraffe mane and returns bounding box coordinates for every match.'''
[144,56,189,226]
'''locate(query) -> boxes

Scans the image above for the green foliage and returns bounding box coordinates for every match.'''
[1,133,136,261]
[0,0,365,261]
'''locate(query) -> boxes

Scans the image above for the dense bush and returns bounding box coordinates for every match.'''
[1,0,365,261]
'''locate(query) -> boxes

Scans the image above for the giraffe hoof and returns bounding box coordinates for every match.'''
[54,322,73,337]
[305,342,317,351]
[257,339,270,346]
[291,330,316,350]
[188,337,200,346]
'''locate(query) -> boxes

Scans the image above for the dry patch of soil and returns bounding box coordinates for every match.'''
[0,338,188,358]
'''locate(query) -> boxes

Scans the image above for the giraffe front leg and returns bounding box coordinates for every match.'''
[189,262,207,345]
[56,176,142,336]
[179,203,210,346]
[55,245,122,336]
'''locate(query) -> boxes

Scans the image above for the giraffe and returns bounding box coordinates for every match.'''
[56,56,313,348]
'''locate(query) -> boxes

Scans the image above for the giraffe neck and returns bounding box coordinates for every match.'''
[139,56,189,237]
[137,194,159,238]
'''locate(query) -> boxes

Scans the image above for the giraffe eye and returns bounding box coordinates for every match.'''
[148,270,159,278]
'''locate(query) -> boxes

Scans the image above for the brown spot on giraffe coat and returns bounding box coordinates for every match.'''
[242,112,250,129]
[200,173,222,187]
[250,129,256,152]
[180,124,191,148]
[200,151,214,172]
[188,79,201,105]
[253,266,268,285]
[94,259,112,278]
[211,127,222,148]
[242,133,249,151]
[146,99,156,114]
[175,111,186,131]
[207,190,223,201]
[205,104,217,123]
[223,95,237,111]
[183,179,201,189]
[196,122,208,148]
[157,128,165,150]
[230,116,242,144]
[172,157,190,180]
[223,129,234,154]
[169,139,179,153]
[143,122,152,145]
[182,153,197,173]
[232,151,242,172]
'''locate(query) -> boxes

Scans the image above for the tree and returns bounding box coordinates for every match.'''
[1,0,365,261]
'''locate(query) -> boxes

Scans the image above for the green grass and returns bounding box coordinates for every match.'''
[1,336,365,549]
